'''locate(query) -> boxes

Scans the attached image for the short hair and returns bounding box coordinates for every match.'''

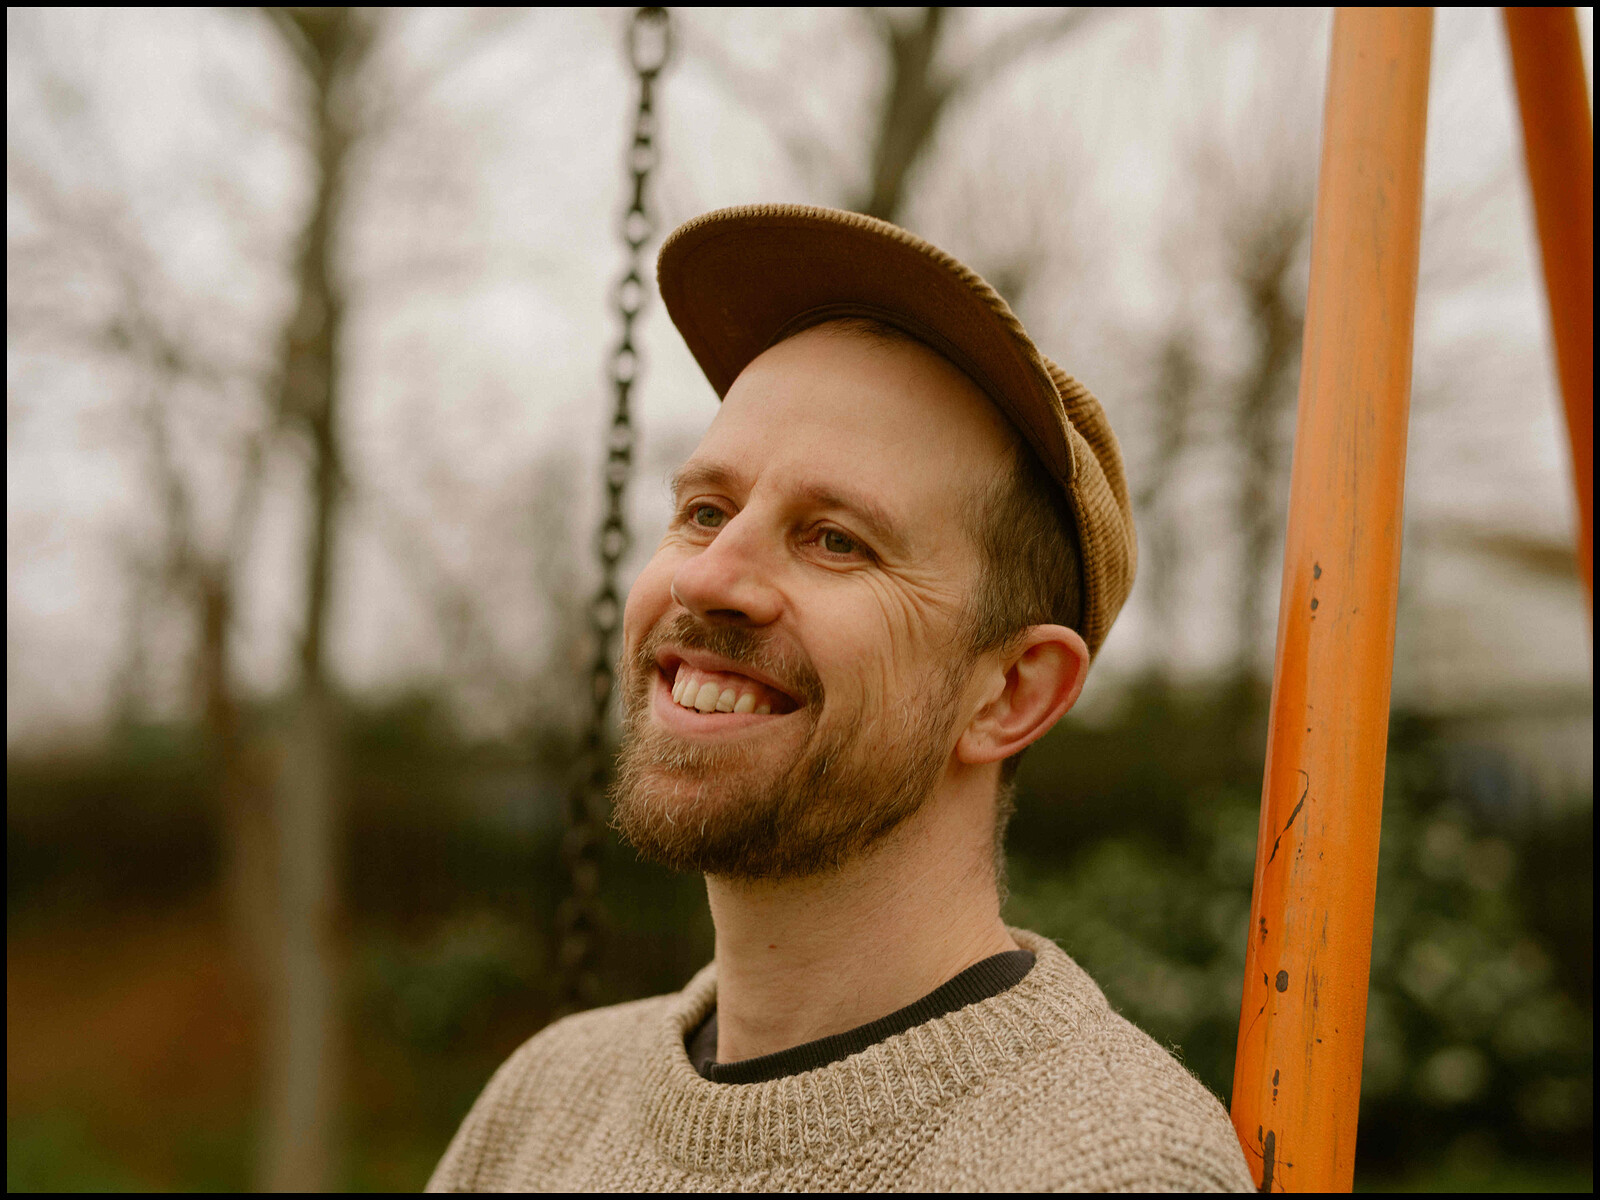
[959,437,1083,773]
[793,318,1085,881]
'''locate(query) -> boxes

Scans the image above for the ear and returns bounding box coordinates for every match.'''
[955,625,1090,766]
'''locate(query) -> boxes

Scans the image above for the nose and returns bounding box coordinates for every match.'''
[670,512,784,627]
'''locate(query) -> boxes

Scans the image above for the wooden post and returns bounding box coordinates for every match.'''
[1503,7,1594,607]
[1230,9,1432,1191]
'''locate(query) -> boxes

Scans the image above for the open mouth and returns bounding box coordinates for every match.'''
[655,653,802,718]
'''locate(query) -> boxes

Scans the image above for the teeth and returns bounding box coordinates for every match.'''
[674,672,697,708]
[670,666,783,716]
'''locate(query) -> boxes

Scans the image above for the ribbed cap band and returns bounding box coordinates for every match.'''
[656,203,1136,657]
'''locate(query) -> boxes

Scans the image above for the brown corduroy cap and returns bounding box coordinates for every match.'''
[655,203,1136,658]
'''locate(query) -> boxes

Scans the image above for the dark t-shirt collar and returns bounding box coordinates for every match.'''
[686,948,1036,1085]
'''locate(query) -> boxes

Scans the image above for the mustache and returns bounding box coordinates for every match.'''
[633,611,824,708]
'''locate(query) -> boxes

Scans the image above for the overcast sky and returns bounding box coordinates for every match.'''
[7,7,1594,748]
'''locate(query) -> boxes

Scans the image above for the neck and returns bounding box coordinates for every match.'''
[704,768,1017,1064]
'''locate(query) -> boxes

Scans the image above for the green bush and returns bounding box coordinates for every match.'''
[1003,682,1592,1182]
[5,681,1589,1190]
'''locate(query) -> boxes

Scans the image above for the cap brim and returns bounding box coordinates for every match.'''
[656,204,1074,488]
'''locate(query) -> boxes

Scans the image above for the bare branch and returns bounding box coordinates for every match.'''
[1423,523,1581,583]
[260,6,322,77]
[947,7,1116,99]
[682,19,859,197]
[355,8,533,147]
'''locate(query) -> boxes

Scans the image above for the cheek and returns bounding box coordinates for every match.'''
[852,576,965,684]
[794,588,936,711]
[622,550,679,652]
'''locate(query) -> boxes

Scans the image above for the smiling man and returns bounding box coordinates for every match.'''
[428,205,1253,1192]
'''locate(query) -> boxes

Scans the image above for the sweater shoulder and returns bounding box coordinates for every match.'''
[482,991,670,1099]
[923,937,1256,1193]
[1053,1003,1256,1191]
[425,993,673,1193]
[1006,1003,1255,1192]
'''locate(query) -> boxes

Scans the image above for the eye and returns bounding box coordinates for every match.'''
[692,504,726,528]
[820,528,859,556]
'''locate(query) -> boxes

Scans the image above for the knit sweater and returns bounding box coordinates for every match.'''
[426,928,1254,1192]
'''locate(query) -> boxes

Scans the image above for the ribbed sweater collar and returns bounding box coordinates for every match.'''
[636,928,1095,1173]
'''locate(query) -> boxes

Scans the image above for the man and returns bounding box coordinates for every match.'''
[429,205,1253,1192]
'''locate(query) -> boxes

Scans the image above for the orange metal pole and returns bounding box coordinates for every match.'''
[1230,9,1432,1192]
[1503,7,1594,607]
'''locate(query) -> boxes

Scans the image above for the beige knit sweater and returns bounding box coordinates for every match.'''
[427,928,1254,1192]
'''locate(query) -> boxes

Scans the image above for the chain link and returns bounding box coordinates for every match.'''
[556,6,671,1015]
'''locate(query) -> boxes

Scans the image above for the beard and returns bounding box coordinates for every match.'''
[609,611,968,881]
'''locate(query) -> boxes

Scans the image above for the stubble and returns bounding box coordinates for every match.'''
[609,612,968,881]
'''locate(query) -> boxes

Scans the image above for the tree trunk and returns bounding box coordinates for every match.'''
[260,682,342,1192]
[257,7,364,1189]
[1231,223,1304,685]
[194,568,276,975]
[860,8,951,222]
[1137,333,1199,664]
[853,8,1097,225]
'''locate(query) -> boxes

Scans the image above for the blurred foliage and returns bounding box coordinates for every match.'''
[6,679,1592,1191]
[1004,679,1592,1186]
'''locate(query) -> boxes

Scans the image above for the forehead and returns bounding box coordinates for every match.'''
[684,327,1016,543]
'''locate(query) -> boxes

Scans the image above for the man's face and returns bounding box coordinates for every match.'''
[612,325,1016,880]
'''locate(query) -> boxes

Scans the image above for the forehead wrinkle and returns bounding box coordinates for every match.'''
[669,459,747,499]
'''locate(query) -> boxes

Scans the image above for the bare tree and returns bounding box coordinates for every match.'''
[852,8,1108,222]
[250,7,380,1189]
[691,8,1107,226]
[1156,11,1323,687]
[1133,330,1202,664]
[12,8,378,1189]
[1223,198,1312,684]
[7,13,279,973]
[12,8,555,1187]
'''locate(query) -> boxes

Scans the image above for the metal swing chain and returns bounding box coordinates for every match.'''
[556,6,671,1014]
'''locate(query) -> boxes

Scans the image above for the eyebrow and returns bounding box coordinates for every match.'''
[670,460,910,556]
